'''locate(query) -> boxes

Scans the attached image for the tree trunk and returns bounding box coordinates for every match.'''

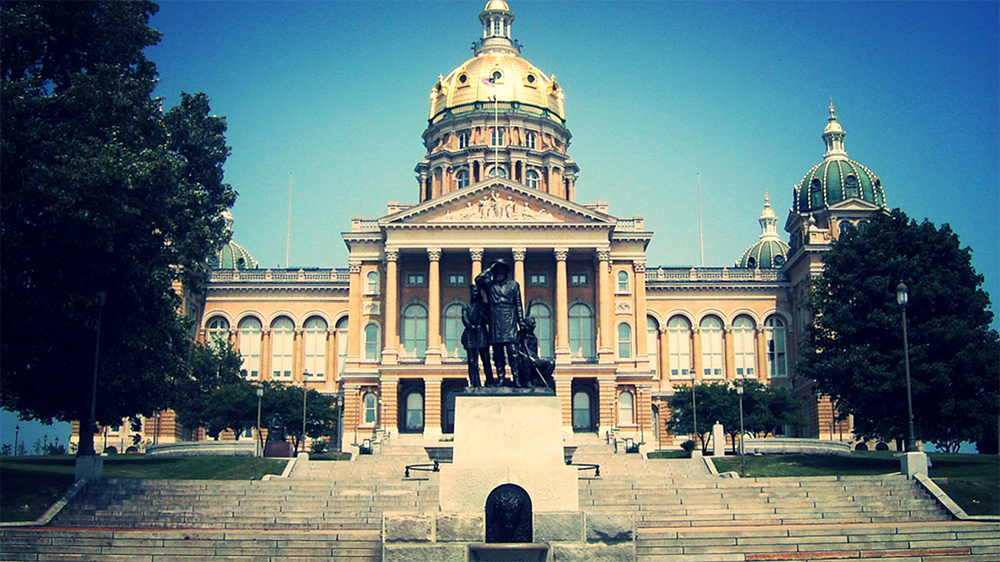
[77,417,96,457]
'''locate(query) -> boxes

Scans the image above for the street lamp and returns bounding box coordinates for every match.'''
[14,425,20,457]
[301,373,309,455]
[691,382,698,450]
[256,386,264,458]
[736,380,746,477]
[85,290,106,457]
[896,282,917,452]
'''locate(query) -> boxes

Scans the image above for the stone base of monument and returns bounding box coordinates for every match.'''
[382,392,635,561]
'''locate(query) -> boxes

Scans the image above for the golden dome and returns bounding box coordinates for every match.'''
[484,0,510,10]
[429,54,565,122]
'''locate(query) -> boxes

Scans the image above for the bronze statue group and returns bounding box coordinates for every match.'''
[463,259,555,390]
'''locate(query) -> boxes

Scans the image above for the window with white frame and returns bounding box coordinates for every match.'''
[447,273,467,287]
[491,128,504,146]
[207,317,229,345]
[528,302,554,357]
[458,131,470,149]
[733,316,756,377]
[406,272,425,286]
[401,303,428,359]
[405,392,424,431]
[526,170,539,189]
[303,317,327,377]
[647,317,659,377]
[569,303,595,359]
[529,272,548,286]
[616,271,630,294]
[362,391,378,425]
[489,166,507,178]
[667,316,691,377]
[364,323,380,362]
[443,303,466,360]
[336,317,349,377]
[617,322,632,359]
[765,316,788,378]
[700,316,724,377]
[271,317,294,379]
[365,271,379,295]
[618,390,635,425]
[239,317,262,379]
[456,169,470,190]
[525,131,536,149]
[570,273,589,287]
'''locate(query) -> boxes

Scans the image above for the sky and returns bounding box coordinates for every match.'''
[3,1,998,453]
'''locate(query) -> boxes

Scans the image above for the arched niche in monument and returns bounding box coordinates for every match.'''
[485,483,532,543]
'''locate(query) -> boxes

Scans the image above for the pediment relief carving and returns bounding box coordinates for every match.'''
[438,189,557,222]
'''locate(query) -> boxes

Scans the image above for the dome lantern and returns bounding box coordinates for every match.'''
[476,1,519,56]
[738,194,790,269]
[822,100,847,159]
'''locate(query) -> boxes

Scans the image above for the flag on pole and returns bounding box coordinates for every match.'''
[482,76,496,101]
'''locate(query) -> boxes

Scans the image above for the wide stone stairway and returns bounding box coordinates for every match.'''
[2,443,997,561]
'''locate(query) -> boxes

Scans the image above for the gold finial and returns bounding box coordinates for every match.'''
[828,98,837,121]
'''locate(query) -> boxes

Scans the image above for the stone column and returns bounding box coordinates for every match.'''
[659,327,670,382]
[426,248,442,365]
[634,261,649,369]
[596,248,614,364]
[512,248,526,308]
[756,327,768,382]
[724,325,735,381]
[325,329,337,392]
[381,376,399,437]
[555,375,573,435]
[383,249,399,365]
[424,379,443,440]
[470,248,483,279]
[293,328,304,383]
[597,377,616,436]
[347,259,363,363]
[554,248,571,364]
[692,326,703,383]
[261,329,272,381]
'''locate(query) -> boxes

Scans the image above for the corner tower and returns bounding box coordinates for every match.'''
[415,1,579,203]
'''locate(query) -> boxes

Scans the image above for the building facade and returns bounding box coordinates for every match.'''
[74,1,887,452]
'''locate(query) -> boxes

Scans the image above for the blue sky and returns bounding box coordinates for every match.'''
[3,1,998,452]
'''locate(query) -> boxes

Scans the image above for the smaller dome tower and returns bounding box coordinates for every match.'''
[738,194,790,269]
[209,210,258,270]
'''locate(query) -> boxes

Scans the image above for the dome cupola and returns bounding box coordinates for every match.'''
[209,210,258,270]
[791,102,887,214]
[738,194,791,269]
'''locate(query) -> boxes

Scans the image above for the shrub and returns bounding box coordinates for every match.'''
[680,439,697,453]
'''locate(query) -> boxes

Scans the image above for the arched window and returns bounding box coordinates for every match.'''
[491,128,504,146]
[362,391,378,425]
[402,303,428,359]
[525,170,539,189]
[443,303,466,360]
[238,317,262,379]
[572,390,592,431]
[809,178,823,208]
[271,317,294,379]
[364,323,381,361]
[667,316,691,377]
[489,166,507,178]
[456,170,470,190]
[839,221,854,236]
[336,316,349,376]
[700,316,724,378]
[458,131,470,149]
[404,392,424,431]
[616,271,630,293]
[303,317,327,377]
[207,317,229,345]
[617,322,632,359]
[365,271,380,295]
[528,302,553,357]
[647,317,659,377]
[844,174,860,198]
[618,390,635,426]
[765,316,788,378]
[733,316,756,378]
[525,131,536,149]
[568,303,595,360]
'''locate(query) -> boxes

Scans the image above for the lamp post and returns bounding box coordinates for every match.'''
[691,382,698,450]
[84,290,106,457]
[896,282,917,452]
[736,380,746,477]
[256,386,264,458]
[301,373,308,455]
[14,425,20,457]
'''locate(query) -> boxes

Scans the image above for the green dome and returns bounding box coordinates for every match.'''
[738,194,790,269]
[793,103,887,214]
[209,210,258,270]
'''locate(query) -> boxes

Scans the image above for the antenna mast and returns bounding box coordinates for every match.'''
[697,173,705,267]
[285,173,293,269]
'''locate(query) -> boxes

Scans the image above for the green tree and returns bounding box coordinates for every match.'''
[798,209,999,451]
[170,339,246,435]
[1,1,236,456]
[260,382,338,453]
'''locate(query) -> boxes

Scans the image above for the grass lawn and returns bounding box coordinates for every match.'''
[1,454,288,523]
[712,451,999,516]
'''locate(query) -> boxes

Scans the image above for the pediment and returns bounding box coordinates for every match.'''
[827,198,882,212]
[381,179,616,227]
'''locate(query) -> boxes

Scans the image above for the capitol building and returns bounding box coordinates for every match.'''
[83,1,891,451]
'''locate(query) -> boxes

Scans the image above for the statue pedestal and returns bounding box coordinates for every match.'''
[439,392,578,513]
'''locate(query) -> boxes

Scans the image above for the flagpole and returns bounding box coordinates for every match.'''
[697,173,704,267]
[285,172,293,269]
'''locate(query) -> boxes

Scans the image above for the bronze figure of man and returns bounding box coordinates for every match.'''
[475,259,524,386]
[461,284,494,387]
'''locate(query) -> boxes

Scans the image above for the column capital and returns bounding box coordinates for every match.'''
[427,248,442,262]
[633,260,647,273]
[596,248,611,262]
[554,248,569,261]
[348,259,362,273]
[294,328,305,336]
[512,248,526,261]
[469,248,484,261]
[385,248,399,262]
[262,328,272,336]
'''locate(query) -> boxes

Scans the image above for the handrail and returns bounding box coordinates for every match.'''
[404,460,440,477]
[568,462,600,477]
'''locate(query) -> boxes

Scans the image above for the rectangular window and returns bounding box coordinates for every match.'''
[570,273,589,286]
[447,273,467,287]
[406,272,426,286]
[529,273,549,286]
